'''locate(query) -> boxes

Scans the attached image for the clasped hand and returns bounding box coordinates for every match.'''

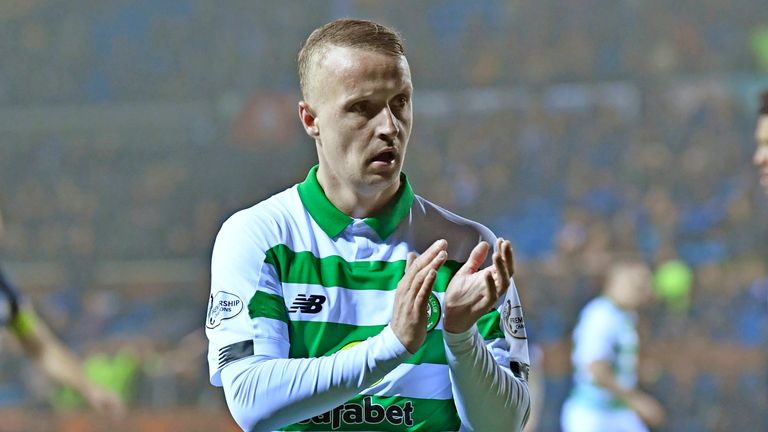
[390,238,514,353]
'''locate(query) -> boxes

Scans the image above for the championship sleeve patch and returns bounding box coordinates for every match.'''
[206,291,244,329]
[501,300,527,340]
[218,340,255,369]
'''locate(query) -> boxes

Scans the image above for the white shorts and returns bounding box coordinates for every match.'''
[560,398,648,432]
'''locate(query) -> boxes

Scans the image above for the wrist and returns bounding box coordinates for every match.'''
[442,316,473,334]
[381,325,414,358]
[442,324,477,345]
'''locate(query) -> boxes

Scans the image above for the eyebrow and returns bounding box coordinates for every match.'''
[342,86,412,105]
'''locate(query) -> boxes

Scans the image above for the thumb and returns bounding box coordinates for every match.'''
[459,241,490,275]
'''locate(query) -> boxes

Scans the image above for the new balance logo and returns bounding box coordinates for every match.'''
[289,294,326,313]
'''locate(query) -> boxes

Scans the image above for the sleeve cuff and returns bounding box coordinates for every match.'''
[378,325,412,359]
[443,325,479,348]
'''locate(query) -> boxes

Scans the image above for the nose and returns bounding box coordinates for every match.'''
[376,106,399,143]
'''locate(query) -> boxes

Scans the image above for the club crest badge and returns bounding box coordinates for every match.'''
[426,292,441,332]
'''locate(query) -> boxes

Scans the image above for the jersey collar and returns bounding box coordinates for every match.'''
[297,165,414,239]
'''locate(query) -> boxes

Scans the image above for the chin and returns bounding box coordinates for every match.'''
[359,167,400,191]
[366,160,400,176]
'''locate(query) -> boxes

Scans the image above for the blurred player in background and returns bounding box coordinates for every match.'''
[560,260,665,432]
[755,89,768,196]
[0,208,124,415]
[206,18,530,431]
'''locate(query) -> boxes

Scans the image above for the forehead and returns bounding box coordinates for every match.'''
[312,46,412,99]
[757,116,768,141]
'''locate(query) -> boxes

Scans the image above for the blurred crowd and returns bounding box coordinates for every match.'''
[1,0,768,106]
[0,1,767,431]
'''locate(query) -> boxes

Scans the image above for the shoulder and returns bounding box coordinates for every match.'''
[217,187,301,244]
[412,195,495,241]
[213,186,305,262]
[410,195,496,260]
[578,297,621,328]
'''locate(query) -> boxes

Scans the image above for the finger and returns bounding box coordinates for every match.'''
[484,269,497,309]
[414,268,437,307]
[408,239,447,276]
[429,249,448,270]
[459,241,490,275]
[406,252,416,270]
[410,250,446,298]
[397,252,419,291]
[503,240,515,276]
[493,250,510,295]
[498,238,514,276]
[410,264,432,299]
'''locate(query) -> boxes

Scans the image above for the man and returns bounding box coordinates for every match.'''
[560,260,665,432]
[755,90,768,196]
[206,19,530,431]
[0,208,123,415]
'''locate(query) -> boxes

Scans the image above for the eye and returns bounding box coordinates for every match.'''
[349,101,371,115]
[392,95,409,109]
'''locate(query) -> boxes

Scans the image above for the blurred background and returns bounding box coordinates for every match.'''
[0,0,767,431]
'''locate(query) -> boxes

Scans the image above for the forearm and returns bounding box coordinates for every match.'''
[444,326,530,432]
[13,309,94,396]
[221,325,410,431]
[588,361,634,400]
[39,341,96,396]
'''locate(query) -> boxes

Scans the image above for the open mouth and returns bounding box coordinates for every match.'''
[369,148,397,165]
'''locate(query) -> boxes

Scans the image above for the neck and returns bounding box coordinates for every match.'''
[316,167,401,219]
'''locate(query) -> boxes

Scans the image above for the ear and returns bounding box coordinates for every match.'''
[298,101,320,138]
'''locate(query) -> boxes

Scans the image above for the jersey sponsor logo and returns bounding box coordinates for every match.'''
[501,300,527,340]
[426,292,441,331]
[289,294,326,313]
[206,291,244,329]
[298,396,414,430]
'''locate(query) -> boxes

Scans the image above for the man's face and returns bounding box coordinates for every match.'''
[609,265,653,310]
[301,46,413,195]
[755,115,768,195]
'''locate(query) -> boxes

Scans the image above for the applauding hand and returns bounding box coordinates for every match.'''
[443,238,514,334]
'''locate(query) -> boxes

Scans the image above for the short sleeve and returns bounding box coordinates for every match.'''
[571,301,617,367]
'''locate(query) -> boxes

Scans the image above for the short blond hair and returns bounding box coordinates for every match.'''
[297,19,405,100]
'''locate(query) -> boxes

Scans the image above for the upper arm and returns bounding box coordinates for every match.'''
[488,277,530,378]
[205,211,290,386]
[572,305,616,367]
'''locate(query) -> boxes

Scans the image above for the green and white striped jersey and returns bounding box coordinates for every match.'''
[206,166,529,431]
[568,296,638,410]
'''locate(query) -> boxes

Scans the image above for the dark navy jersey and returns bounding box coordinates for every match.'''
[0,266,21,327]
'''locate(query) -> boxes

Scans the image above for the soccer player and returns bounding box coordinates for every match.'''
[0,208,124,415]
[206,19,531,431]
[755,89,768,196]
[560,260,665,432]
